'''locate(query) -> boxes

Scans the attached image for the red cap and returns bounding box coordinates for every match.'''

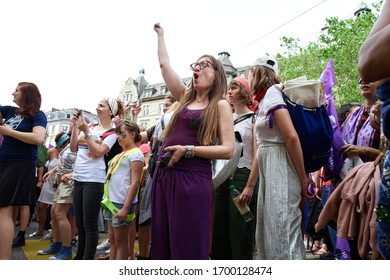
[233,77,250,92]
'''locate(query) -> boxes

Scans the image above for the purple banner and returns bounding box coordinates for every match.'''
[320,59,344,179]
[320,58,337,101]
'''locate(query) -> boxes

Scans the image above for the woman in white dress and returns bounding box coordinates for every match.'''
[244,55,314,260]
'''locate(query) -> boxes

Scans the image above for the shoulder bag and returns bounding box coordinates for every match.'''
[212,113,255,190]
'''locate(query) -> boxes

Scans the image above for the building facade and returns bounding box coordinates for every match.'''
[126,51,248,129]
[44,108,99,147]
[44,52,248,146]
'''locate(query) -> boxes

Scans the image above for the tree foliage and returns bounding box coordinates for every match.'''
[276,2,382,108]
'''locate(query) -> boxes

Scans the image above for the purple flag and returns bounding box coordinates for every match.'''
[336,237,352,260]
[321,58,337,101]
[320,59,344,180]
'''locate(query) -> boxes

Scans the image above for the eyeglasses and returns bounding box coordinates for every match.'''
[190,61,216,71]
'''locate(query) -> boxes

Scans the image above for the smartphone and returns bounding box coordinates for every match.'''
[77,109,83,117]
[159,152,172,169]
[136,99,142,107]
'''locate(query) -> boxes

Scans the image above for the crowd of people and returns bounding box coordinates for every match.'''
[1,0,390,260]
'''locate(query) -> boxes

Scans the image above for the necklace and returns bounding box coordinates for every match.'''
[196,97,208,104]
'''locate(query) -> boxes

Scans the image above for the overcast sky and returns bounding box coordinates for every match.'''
[0,0,380,113]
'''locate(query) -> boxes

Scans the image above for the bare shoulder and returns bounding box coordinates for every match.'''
[217,99,231,111]
[48,148,58,159]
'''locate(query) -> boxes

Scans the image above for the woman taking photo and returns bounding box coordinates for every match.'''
[70,97,123,260]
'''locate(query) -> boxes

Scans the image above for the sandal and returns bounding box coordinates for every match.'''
[305,245,321,253]
[98,253,110,260]
[314,245,328,256]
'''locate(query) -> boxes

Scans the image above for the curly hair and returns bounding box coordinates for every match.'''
[230,79,253,106]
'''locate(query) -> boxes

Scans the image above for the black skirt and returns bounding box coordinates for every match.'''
[0,161,36,206]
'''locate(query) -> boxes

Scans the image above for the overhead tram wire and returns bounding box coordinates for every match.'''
[297,0,383,49]
[219,0,328,64]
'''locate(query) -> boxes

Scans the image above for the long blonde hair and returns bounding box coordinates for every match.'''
[162,55,227,146]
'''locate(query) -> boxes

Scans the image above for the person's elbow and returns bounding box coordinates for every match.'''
[226,150,234,159]
[222,142,235,159]
[92,150,107,159]
[90,145,109,159]
[33,134,45,145]
[358,44,381,82]
[31,127,46,144]
[160,61,170,72]
[358,55,372,82]
[284,132,300,148]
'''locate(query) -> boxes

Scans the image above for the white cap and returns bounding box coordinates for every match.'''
[247,53,278,75]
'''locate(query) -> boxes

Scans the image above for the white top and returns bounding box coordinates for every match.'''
[108,150,145,204]
[57,144,77,175]
[255,84,286,145]
[233,113,254,170]
[153,111,174,141]
[38,157,59,204]
[72,128,117,183]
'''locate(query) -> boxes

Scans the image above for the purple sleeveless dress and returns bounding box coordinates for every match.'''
[151,107,212,260]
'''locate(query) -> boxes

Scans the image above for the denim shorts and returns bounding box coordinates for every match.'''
[104,202,136,228]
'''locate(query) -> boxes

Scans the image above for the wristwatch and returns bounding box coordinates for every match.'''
[84,132,92,140]
[184,145,195,158]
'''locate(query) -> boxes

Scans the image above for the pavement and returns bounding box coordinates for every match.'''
[11,219,109,260]
[12,218,320,260]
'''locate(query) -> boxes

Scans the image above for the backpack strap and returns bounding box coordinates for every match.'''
[161,115,165,130]
[233,113,254,158]
[102,147,144,222]
[101,128,116,140]
[234,113,255,125]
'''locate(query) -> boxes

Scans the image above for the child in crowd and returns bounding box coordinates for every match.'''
[103,120,144,260]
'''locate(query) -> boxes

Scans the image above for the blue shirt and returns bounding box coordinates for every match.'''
[0,106,47,163]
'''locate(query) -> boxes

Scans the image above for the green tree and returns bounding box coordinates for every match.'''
[276,3,381,108]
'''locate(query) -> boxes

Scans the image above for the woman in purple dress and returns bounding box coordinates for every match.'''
[152,23,234,260]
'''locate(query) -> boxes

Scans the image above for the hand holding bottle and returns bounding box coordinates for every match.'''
[229,185,254,222]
